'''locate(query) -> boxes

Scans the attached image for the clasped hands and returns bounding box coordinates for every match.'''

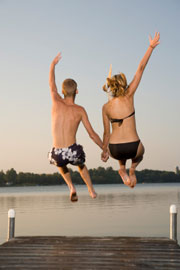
[101,149,109,162]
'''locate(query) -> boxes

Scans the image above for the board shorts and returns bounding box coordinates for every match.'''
[48,143,85,167]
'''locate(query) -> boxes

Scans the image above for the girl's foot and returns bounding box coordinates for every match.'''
[88,189,97,199]
[129,168,137,188]
[118,169,132,187]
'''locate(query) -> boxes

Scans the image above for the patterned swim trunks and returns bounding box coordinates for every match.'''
[48,143,86,167]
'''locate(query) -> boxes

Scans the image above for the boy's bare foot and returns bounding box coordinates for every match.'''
[118,169,132,187]
[70,186,78,202]
[88,189,97,199]
[129,168,137,188]
[70,191,78,202]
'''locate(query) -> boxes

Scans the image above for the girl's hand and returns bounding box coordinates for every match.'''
[101,150,109,162]
[149,32,160,48]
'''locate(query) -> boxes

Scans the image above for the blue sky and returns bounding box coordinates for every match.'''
[0,0,180,174]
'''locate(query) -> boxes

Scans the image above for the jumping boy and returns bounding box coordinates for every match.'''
[48,53,105,202]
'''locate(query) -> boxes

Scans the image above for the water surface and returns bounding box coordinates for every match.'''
[0,183,180,245]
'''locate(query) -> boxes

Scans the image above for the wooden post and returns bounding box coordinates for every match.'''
[8,209,15,240]
[170,204,177,242]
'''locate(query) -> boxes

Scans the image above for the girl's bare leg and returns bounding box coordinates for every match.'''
[58,166,78,202]
[78,164,97,198]
[129,142,145,188]
[118,159,132,187]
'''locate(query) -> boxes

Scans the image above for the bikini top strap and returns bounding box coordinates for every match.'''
[110,111,135,126]
[123,111,135,120]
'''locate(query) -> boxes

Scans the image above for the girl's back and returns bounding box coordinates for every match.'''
[104,95,139,143]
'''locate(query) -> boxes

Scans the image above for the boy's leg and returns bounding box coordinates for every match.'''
[58,166,78,202]
[129,142,145,188]
[77,164,97,198]
[118,159,132,187]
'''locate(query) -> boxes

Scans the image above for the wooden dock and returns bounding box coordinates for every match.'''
[0,236,180,269]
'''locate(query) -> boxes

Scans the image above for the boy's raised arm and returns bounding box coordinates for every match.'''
[49,52,62,99]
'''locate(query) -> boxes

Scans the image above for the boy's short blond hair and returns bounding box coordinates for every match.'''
[62,79,77,97]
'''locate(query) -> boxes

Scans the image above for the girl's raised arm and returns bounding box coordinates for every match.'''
[128,32,160,96]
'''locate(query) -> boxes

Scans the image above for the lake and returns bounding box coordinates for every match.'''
[0,183,180,245]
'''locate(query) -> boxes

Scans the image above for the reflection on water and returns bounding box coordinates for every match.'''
[0,183,180,245]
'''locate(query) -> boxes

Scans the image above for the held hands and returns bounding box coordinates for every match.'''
[52,52,62,65]
[101,150,109,162]
[149,32,160,49]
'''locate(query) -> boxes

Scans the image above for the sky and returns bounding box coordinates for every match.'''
[0,0,180,174]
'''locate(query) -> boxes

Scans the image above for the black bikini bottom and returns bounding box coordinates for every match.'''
[109,140,140,160]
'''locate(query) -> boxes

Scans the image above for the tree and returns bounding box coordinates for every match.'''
[0,170,5,186]
[5,168,17,186]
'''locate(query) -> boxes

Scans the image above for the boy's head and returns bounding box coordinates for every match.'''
[62,79,77,97]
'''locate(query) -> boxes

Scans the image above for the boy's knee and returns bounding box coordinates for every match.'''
[78,164,85,171]
[60,166,69,174]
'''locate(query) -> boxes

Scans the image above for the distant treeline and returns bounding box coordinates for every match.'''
[0,167,180,187]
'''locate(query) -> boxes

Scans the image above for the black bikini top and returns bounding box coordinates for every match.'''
[110,111,135,126]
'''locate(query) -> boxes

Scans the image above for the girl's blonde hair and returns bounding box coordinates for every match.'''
[103,73,128,97]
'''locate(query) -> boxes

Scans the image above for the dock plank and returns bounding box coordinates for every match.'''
[0,236,180,269]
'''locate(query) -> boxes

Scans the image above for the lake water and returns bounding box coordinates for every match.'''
[0,183,180,245]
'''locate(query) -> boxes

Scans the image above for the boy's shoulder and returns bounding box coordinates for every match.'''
[74,103,86,112]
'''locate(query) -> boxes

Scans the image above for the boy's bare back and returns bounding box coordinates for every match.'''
[48,52,106,201]
[49,52,103,151]
[51,96,86,148]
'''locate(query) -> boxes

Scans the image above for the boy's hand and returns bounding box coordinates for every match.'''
[53,52,62,65]
[101,150,109,162]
